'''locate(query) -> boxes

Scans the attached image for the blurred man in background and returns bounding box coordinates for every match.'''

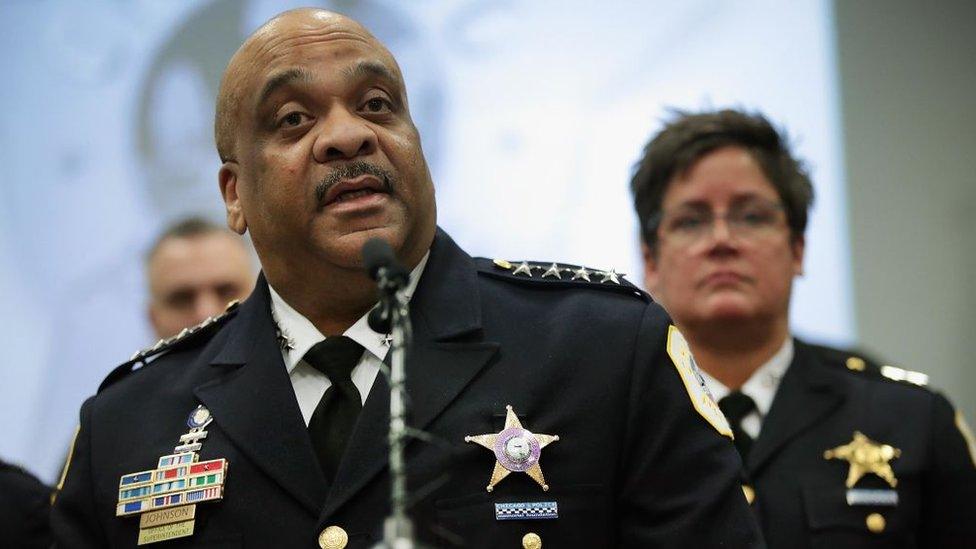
[631,108,976,547]
[146,217,256,339]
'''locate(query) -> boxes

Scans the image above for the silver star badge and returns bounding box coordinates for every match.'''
[512,261,535,277]
[571,266,591,282]
[599,268,621,284]
[541,263,563,279]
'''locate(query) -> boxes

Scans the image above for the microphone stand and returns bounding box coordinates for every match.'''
[373,269,415,549]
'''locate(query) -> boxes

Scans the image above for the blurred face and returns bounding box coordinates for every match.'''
[643,146,804,331]
[219,11,436,279]
[148,233,255,339]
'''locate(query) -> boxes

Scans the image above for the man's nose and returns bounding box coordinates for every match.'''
[312,108,378,162]
[191,292,224,324]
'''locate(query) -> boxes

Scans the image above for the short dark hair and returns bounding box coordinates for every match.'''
[630,108,814,251]
[145,216,228,264]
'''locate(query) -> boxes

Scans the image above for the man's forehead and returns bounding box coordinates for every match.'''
[238,10,394,75]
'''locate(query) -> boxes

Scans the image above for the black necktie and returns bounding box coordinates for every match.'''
[304,336,365,482]
[718,391,757,461]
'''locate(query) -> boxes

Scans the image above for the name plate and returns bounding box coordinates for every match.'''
[495,501,558,521]
[139,504,196,529]
[846,488,899,507]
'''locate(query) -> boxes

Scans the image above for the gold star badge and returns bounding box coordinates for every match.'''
[465,405,559,492]
[824,431,901,488]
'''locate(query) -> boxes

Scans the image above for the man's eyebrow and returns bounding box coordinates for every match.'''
[256,67,314,106]
[342,60,400,85]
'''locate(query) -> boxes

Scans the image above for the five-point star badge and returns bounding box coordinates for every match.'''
[824,431,901,488]
[465,405,559,492]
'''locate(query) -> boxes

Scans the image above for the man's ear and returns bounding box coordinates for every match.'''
[219,163,247,234]
[641,241,660,293]
[791,234,806,276]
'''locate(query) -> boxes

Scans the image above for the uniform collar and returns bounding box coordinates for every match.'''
[699,336,794,417]
[267,251,430,372]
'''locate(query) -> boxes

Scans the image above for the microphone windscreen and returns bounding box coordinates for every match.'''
[362,237,399,280]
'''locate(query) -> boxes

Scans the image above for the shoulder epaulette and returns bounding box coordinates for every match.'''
[98,300,241,393]
[829,350,930,387]
[475,257,650,302]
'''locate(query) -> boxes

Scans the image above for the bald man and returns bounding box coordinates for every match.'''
[51,10,760,548]
[146,217,255,339]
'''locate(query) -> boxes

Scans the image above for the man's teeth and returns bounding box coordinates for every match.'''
[335,189,376,202]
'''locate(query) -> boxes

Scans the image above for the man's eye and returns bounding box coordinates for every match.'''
[166,290,195,309]
[363,97,392,113]
[278,112,308,127]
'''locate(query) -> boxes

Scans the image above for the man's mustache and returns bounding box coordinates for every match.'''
[314,162,396,208]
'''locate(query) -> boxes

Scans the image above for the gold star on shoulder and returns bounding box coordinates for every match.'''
[824,431,901,488]
[465,405,559,492]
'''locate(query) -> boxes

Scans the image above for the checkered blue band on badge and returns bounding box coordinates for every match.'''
[494,501,558,521]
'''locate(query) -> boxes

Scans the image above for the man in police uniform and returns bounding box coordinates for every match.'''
[632,108,976,547]
[50,10,761,548]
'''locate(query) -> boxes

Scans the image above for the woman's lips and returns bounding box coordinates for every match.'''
[702,271,747,288]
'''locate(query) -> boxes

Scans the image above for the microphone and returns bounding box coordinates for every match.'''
[362,238,418,548]
[362,238,409,290]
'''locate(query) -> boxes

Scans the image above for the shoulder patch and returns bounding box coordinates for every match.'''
[666,325,733,439]
[475,257,649,301]
[98,300,241,393]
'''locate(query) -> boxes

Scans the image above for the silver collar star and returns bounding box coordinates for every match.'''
[571,266,591,282]
[541,263,563,279]
[512,261,535,277]
[599,268,622,284]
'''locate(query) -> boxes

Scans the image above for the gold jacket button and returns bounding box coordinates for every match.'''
[319,525,349,549]
[846,357,866,371]
[866,513,886,534]
[522,532,542,549]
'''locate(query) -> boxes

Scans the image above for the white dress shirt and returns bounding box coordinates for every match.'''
[268,252,429,425]
[699,337,794,439]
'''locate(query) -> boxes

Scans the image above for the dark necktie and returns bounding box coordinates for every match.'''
[718,391,757,461]
[304,336,365,482]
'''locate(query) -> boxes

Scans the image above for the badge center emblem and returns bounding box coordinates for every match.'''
[824,431,901,488]
[466,405,559,492]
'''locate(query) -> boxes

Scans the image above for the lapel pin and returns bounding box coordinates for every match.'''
[465,405,559,492]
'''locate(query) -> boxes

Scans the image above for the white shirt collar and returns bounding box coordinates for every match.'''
[268,251,430,373]
[698,336,794,417]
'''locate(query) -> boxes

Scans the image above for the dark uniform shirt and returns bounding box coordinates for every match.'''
[51,229,762,548]
[741,339,976,548]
